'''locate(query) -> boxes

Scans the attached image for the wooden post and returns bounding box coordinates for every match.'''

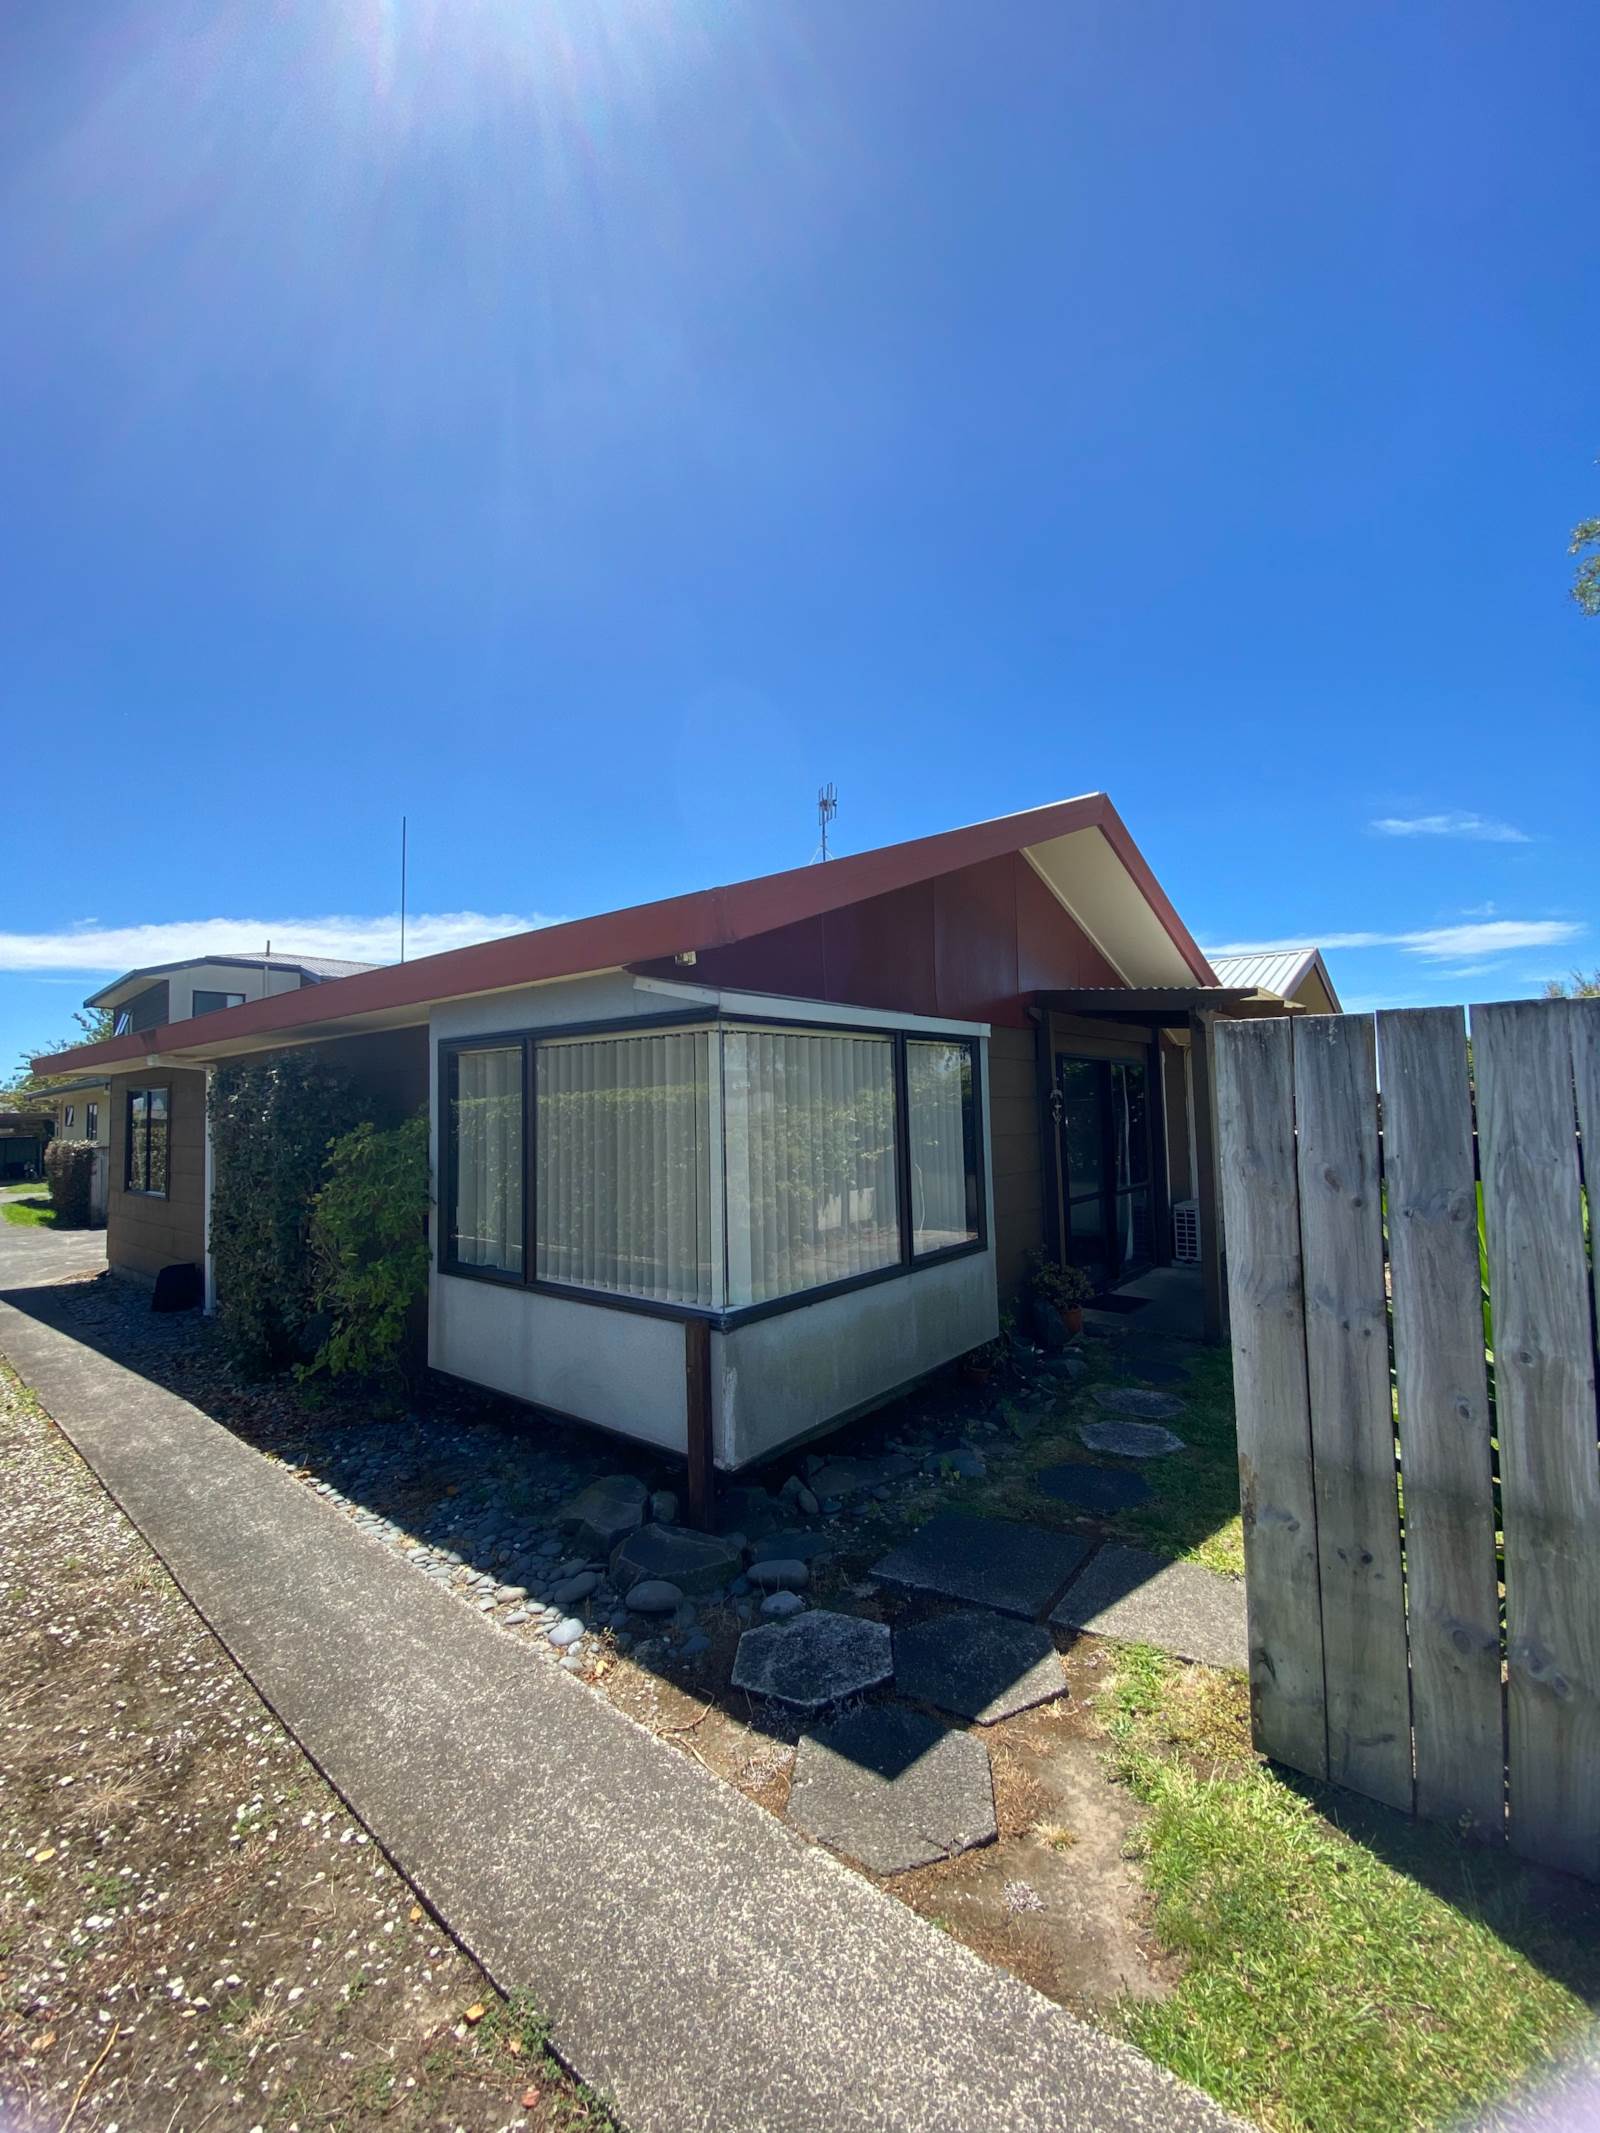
[1214,1015,1328,1778]
[1377,1006,1502,1834]
[1292,1013,1412,1811]
[1188,1011,1226,1343]
[683,1316,714,1532]
[1474,1000,1600,1879]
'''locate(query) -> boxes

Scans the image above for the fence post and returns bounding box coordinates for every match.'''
[1215,1016,1327,1777]
[1292,1014,1412,1811]
[1474,1001,1600,1879]
[1376,1007,1502,1835]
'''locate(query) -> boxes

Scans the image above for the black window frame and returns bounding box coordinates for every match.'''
[124,1085,170,1198]
[438,1009,987,1331]
[191,988,248,1018]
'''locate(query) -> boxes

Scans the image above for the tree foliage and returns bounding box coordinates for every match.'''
[10,1008,114,1097]
[1542,969,1600,998]
[1571,514,1600,617]
[304,1112,431,1388]
[43,1140,96,1227]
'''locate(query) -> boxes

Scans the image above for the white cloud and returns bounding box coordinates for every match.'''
[1369,811,1530,844]
[1204,918,1584,964]
[0,910,563,977]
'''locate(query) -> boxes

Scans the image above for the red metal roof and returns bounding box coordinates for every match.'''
[37,793,1216,1076]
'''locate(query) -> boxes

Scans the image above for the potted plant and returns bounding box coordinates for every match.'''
[1026,1251,1095,1337]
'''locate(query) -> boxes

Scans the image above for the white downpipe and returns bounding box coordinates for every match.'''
[202,1065,216,1314]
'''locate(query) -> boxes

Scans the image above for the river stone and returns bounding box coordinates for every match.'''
[747,1558,810,1593]
[1050,1543,1247,1672]
[780,1475,821,1517]
[745,1530,832,1567]
[624,1579,683,1616]
[549,1570,601,1608]
[730,1610,893,1711]
[893,1610,1068,1724]
[560,1475,648,1552]
[787,1706,997,1874]
[1091,1385,1186,1422]
[610,1524,743,1596]
[871,1514,1091,1620]
[1077,1420,1187,1460]
[547,1616,585,1648]
[760,1590,807,1618]
[714,1486,782,1539]
[1032,1461,1153,1513]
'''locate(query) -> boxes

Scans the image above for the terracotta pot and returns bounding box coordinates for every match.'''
[961,1362,992,1388]
[1063,1304,1084,1337]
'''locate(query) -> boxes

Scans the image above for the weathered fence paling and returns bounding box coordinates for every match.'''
[1216,999,1600,1884]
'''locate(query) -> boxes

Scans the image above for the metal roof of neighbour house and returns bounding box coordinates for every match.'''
[16,1076,110,1099]
[1207,947,1341,1010]
[84,952,378,1008]
[37,793,1220,1079]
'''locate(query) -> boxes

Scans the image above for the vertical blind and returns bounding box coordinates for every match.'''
[452,1046,524,1274]
[535,1031,715,1306]
[723,1028,900,1308]
[907,1039,978,1255]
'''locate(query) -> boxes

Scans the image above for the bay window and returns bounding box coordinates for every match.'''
[441,1015,984,1319]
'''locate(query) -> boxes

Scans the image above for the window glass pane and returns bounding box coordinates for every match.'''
[148,1107,169,1194]
[535,1030,713,1305]
[451,1047,524,1275]
[723,1029,899,1309]
[1057,1058,1104,1196]
[193,990,247,1017]
[907,1040,979,1255]
[1111,1062,1149,1188]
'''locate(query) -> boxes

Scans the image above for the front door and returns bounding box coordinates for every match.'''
[1054,1055,1154,1287]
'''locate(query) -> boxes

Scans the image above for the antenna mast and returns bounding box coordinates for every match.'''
[400,816,408,965]
[816,782,838,863]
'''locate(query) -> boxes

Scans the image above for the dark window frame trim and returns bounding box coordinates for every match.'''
[435,1006,989,1329]
[123,1083,171,1199]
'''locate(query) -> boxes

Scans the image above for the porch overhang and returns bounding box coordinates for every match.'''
[1030,986,1293,1024]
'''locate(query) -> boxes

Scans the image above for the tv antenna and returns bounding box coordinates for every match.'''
[400,815,408,964]
[815,783,838,863]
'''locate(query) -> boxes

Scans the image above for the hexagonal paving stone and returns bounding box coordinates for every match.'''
[1032,1461,1153,1513]
[560,1475,648,1553]
[1091,1385,1186,1422]
[893,1610,1067,1724]
[729,1610,893,1710]
[1050,1543,1248,1671]
[1076,1420,1187,1459]
[610,1524,743,1596]
[871,1514,1090,1619]
[786,1706,997,1873]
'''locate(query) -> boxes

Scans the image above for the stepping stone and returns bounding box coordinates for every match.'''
[893,1610,1067,1724]
[1038,1353,1087,1381]
[610,1524,742,1596]
[1077,1421,1187,1459]
[807,1457,885,1500]
[871,1515,1090,1620]
[1033,1462,1153,1513]
[561,1475,648,1552]
[730,1610,893,1710]
[1050,1544,1247,1671]
[787,1706,997,1874]
[1091,1385,1186,1422]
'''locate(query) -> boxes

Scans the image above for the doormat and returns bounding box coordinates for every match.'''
[1087,1292,1149,1314]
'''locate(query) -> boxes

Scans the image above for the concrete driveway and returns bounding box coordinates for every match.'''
[0,1198,108,1292]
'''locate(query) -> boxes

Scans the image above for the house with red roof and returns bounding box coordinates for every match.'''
[39,794,1309,1501]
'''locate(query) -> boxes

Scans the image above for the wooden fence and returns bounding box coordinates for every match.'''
[1214,1001,1600,1881]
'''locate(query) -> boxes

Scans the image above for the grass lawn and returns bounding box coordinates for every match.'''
[1106,1345,1244,1576]
[0,1191,59,1230]
[1100,1645,1600,2133]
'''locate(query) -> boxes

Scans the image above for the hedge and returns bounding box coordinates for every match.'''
[208,1053,370,1374]
[44,1140,96,1227]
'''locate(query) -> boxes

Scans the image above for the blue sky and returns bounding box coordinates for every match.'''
[2,0,1595,1070]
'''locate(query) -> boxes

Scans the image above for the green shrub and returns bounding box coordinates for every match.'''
[303,1112,431,1388]
[44,1139,96,1227]
[209,1053,368,1374]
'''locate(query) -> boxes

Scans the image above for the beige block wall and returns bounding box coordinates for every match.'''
[107,1067,207,1280]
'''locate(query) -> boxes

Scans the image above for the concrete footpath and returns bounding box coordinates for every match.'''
[0,1279,1239,2133]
